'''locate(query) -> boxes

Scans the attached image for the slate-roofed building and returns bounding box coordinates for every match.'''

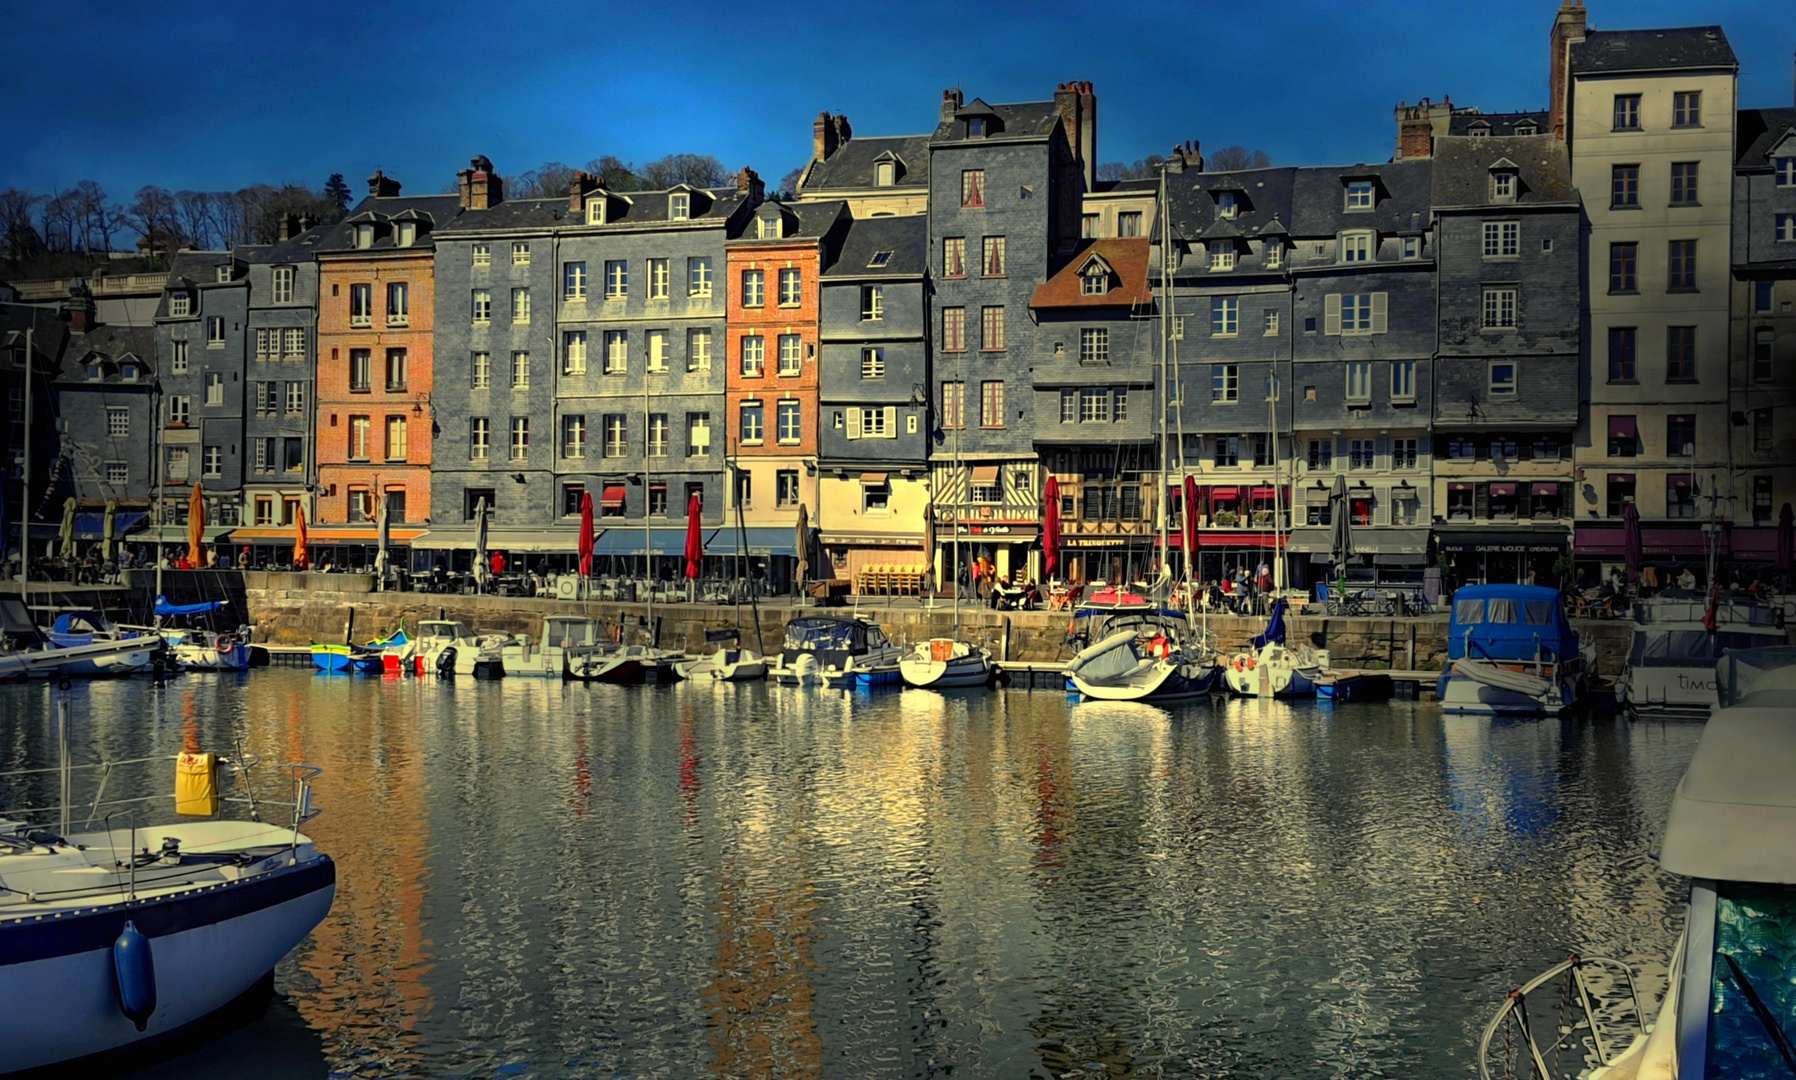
[57,316,158,508]
[929,82,1096,584]
[815,214,932,589]
[560,169,762,571]
[238,215,328,561]
[1428,135,1582,584]
[1,304,71,558]
[153,249,249,548]
[1729,103,1796,555]
[795,113,931,218]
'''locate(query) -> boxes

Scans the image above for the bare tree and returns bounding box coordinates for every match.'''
[124,186,184,255]
[1097,156,1167,182]
[777,166,805,198]
[510,161,580,200]
[1206,146,1272,172]
[639,153,726,190]
[584,155,640,191]
[0,189,44,265]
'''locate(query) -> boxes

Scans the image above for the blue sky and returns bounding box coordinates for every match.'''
[3,0,1792,200]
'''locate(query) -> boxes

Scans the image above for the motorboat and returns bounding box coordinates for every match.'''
[1313,667,1394,703]
[163,628,252,672]
[0,751,335,1075]
[675,643,767,682]
[0,599,158,679]
[1477,646,1796,1080]
[411,620,506,678]
[769,616,902,687]
[1223,599,1320,698]
[899,638,996,689]
[1437,585,1591,716]
[562,643,679,685]
[1064,602,1223,703]
[502,616,613,677]
[351,628,405,673]
[820,652,904,690]
[1616,591,1786,718]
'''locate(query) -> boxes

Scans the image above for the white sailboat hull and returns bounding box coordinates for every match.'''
[899,651,993,689]
[675,649,766,681]
[1222,645,1317,698]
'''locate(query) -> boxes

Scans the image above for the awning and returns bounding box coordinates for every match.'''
[1434,527,1568,554]
[819,533,922,548]
[143,524,238,545]
[1607,416,1638,439]
[1448,482,1473,492]
[282,526,427,544]
[1286,529,1332,554]
[1607,473,1636,484]
[1197,531,1286,549]
[707,527,797,557]
[59,511,150,540]
[1574,525,1626,557]
[1351,528,1431,555]
[1730,528,1779,560]
[412,527,582,553]
[600,484,627,509]
[1375,553,1429,567]
[1641,525,1707,558]
[1208,486,1239,501]
[592,527,721,557]
[1531,482,1561,496]
[1489,482,1518,497]
[859,472,888,485]
[970,466,1000,486]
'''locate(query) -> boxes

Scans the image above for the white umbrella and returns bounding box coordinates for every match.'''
[373,493,391,587]
[474,496,489,593]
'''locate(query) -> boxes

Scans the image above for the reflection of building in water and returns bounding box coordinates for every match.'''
[244,681,431,1070]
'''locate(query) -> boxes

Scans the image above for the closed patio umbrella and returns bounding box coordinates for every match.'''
[1042,477,1060,579]
[920,500,936,595]
[794,502,809,594]
[1183,475,1200,582]
[59,497,77,560]
[186,483,205,566]
[1329,474,1354,571]
[374,493,390,586]
[578,492,595,580]
[1622,500,1642,585]
[102,500,118,563]
[291,503,310,570]
[684,494,704,581]
[474,496,489,592]
[1778,503,1794,586]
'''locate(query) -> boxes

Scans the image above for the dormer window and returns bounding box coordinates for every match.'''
[1080,266,1108,295]
[1218,192,1238,219]
[669,193,690,220]
[395,222,416,247]
[354,224,375,249]
[86,363,103,380]
[169,291,191,317]
[1338,230,1374,263]
[1263,240,1282,269]
[121,363,138,381]
[1210,245,1235,271]
[1345,180,1375,211]
[585,199,605,226]
[215,265,231,283]
[757,214,783,239]
[968,117,987,139]
[1514,122,1538,136]
[1468,124,1490,141]
[1491,171,1517,201]
[1773,157,1794,187]
[874,161,895,187]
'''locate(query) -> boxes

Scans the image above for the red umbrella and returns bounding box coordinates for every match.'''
[1182,476,1201,580]
[683,494,704,580]
[1042,477,1061,578]
[577,493,595,579]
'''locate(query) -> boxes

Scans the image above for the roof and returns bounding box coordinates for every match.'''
[1448,111,1548,137]
[313,194,466,255]
[237,221,334,266]
[821,215,927,279]
[63,324,157,383]
[1162,166,1299,249]
[932,98,1062,143]
[1030,238,1154,309]
[731,199,847,244]
[1287,158,1434,238]
[0,305,70,370]
[568,185,751,231]
[1569,26,1737,75]
[1736,107,1796,169]
[802,134,933,192]
[435,196,568,235]
[1430,135,1577,208]
[154,251,237,317]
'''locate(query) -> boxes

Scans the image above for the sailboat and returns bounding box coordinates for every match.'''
[676,494,766,680]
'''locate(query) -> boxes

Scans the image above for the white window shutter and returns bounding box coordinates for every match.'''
[1374,492,1390,525]
[882,406,897,438]
[846,408,862,440]
[1324,294,1342,336]
[1370,292,1388,334]
[1376,435,1390,468]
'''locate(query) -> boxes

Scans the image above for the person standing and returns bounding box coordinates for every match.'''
[491,550,507,577]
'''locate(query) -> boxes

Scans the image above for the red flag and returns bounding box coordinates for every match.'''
[683,494,704,580]
[1702,583,1719,634]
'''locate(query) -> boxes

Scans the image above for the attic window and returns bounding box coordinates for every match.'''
[1345,180,1375,211]
[867,250,893,268]
[1468,124,1490,141]
[1491,171,1517,201]
[874,161,895,187]
[169,291,191,317]
[121,363,138,381]
[215,265,231,283]
[1218,192,1238,219]
[586,199,605,226]
[354,224,375,249]
[87,363,103,380]
[1080,265,1108,296]
[395,222,416,247]
[757,214,782,239]
[669,193,690,220]
[968,117,987,139]
[1262,240,1282,268]
[1514,123,1538,136]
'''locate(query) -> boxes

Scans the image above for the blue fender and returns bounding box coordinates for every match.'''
[112,920,157,1031]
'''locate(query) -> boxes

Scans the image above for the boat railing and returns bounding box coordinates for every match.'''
[1477,954,1646,1080]
[0,754,323,839]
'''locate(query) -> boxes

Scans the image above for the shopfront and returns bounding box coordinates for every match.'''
[1436,526,1568,587]
[939,522,1041,591]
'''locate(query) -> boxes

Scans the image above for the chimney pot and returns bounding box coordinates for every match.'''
[941,88,963,123]
[367,169,401,197]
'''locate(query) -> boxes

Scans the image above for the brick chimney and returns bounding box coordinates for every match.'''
[568,171,598,213]
[941,88,963,124]
[1393,97,1452,160]
[367,169,402,197]
[277,213,301,241]
[736,167,764,203]
[813,113,852,162]
[1548,0,1588,141]
[1054,81,1098,189]
[457,155,504,211]
[1167,140,1202,174]
[62,282,95,333]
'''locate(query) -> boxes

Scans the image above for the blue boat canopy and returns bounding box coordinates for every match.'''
[1250,598,1288,648]
[1446,584,1578,662]
[155,595,225,617]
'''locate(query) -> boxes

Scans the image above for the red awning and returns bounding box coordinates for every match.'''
[1208,486,1239,501]
[1608,473,1636,484]
[1489,482,1518,497]
[1607,416,1638,439]
[1197,531,1286,549]
[1640,526,1707,557]
[600,484,627,508]
[1531,482,1560,496]
[1449,482,1473,492]
[1575,525,1626,556]
[1731,528,1779,559]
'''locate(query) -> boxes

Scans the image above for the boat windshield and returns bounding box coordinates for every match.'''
[1456,599,1485,624]
[545,619,599,646]
[1716,646,1796,709]
[1630,631,1785,667]
[785,619,862,652]
[420,621,466,638]
[1705,881,1796,1078]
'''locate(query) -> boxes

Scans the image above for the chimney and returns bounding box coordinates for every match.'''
[1548,0,1588,142]
[736,167,764,203]
[457,155,503,211]
[941,88,963,124]
[62,284,95,333]
[1166,140,1201,174]
[834,114,852,151]
[1054,81,1098,189]
[813,112,838,162]
[278,213,300,241]
[1395,100,1433,160]
[367,169,402,197]
[568,171,597,213]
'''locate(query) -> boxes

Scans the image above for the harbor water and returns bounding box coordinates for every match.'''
[0,672,1701,1079]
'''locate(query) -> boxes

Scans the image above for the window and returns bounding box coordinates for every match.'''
[1117,212,1142,238]
[510,241,529,266]
[740,335,765,377]
[561,484,585,518]
[1613,94,1640,131]
[1307,438,1333,470]
[1260,311,1279,337]
[961,170,986,208]
[394,221,416,248]
[354,225,374,249]
[171,339,188,373]
[734,470,753,510]
[562,331,587,375]
[1081,214,1098,238]
[604,331,628,374]
[507,416,527,461]
[980,381,1004,427]
[1392,437,1418,469]
[1666,474,1695,518]
[1491,171,1516,200]
[1667,414,1695,458]
[1113,388,1128,421]
[200,372,221,405]
[1672,90,1701,127]
[1483,221,1519,257]
[1402,236,1420,259]
[1611,165,1639,208]
[648,413,669,457]
[169,396,191,425]
[688,328,713,372]
[1608,327,1637,381]
[1753,409,1773,455]
[777,401,801,444]
[471,290,491,323]
[472,243,491,266]
[1264,241,1282,268]
[1483,286,1517,329]
[560,415,585,459]
[1668,240,1697,290]
[1755,475,1774,521]
[285,382,304,415]
[1777,157,1796,187]
[356,414,382,461]
[106,407,128,437]
[283,328,303,359]
[1059,389,1077,422]
[169,291,191,317]
[1082,266,1109,293]
[511,288,531,323]
[741,269,764,307]
[669,192,691,220]
[1217,192,1239,219]
[860,348,885,379]
[941,381,965,429]
[861,285,883,320]
[943,237,966,278]
[777,267,801,306]
[1755,328,1775,381]
[1345,180,1374,210]
[586,199,605,226]
[465,489,497,522]
[273,267,294,303]
[1666,326,1696,382]
[1391,360,1415,401]
[1346,438,1374,470]
[1211,296,1238,335]
[1212,364,1239,403]
[1079,388,1110,423]
[165,447,190,483]
[688,257,713,297]
[970,468,1002,503]
[756,213,782,239]
[509,351,529,389]
[982,236,1006,276]
[1339,232,1372,263]
[1762,283,1782,316]
[470,417,490,460]
[1670,161,1699,205]
[1214,435,1239,467]
[381,348,406,391]
[1077,327,1110,364]
[347,487,373,524]
[1345,361,1372,401]
[386,282,408,325]
[646,330,669,373]
[564,261,587,300]
[740,402,764,444]
[980,306,1004,351]
[687,413,711,456]
[777,334,802,376]
[1488,361,1517,395]
[942,307,966,351]
[253,497,274,526]
[1607,242,1638,293]
[1607,415,1638,457]
[1329,292,1383,334]
[1210,245,1236,271]
[205,317,225,345]
[604,260,627,299]
[468,351,488,390]
[1776,214,1796,243]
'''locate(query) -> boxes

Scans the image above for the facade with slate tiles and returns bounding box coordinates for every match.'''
[154,249,250,543]
[240,218,327,547]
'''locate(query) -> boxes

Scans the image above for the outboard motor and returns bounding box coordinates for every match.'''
[436,646,457,676]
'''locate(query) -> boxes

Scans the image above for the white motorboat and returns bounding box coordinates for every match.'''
[899,638,995,689]
[675,646,766,682]
[503,616,614,677]
[563,643,680,685]
[165,628,252,672]
[770,616,902,687]
[0,753,334,1075]
[1437,585,1591,716]
[1064,602,1223,703]
[412,619,506,677]
[1478,645,1796,1080]
[1616,592,1786,717]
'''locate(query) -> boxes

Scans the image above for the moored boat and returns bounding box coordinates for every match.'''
[1223,600,1320,698]
[166,628,252,672]
[899,638,996,689]
[1437,585,1590,716]
[675,645,767,682]
[1616,591,1786,718]
[769,616,901,687]
[1064,602,1222,703]
[562,643,680,685]
[503,616,613,677]
[411,619,506,677]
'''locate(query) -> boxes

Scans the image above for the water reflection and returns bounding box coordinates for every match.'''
[0,673,1701,1079]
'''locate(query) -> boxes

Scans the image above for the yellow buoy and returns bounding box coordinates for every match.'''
[175,752,219,816]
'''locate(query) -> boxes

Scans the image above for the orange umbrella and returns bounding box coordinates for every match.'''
[292,503,310,570]
[186,483,205,566]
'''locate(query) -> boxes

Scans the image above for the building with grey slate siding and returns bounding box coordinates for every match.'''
[154,250,250,549]
[239,217,327,545]
[795,113,931,219]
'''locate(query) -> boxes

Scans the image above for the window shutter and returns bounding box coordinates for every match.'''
[1324,294,1342,336]
[882,406,897,438]
[1376,436,1390,469]
[846,408,862,440]
[1370,293,1388,334]
[1474,484,1490,519]
[1374,492,1389,526]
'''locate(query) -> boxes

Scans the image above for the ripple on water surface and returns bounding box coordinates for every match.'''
[0,673,1700,1079]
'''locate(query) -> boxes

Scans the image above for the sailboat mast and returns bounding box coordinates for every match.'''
[1157,165,1171,577]
[17,326,30,584]
[644,363,653,643]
